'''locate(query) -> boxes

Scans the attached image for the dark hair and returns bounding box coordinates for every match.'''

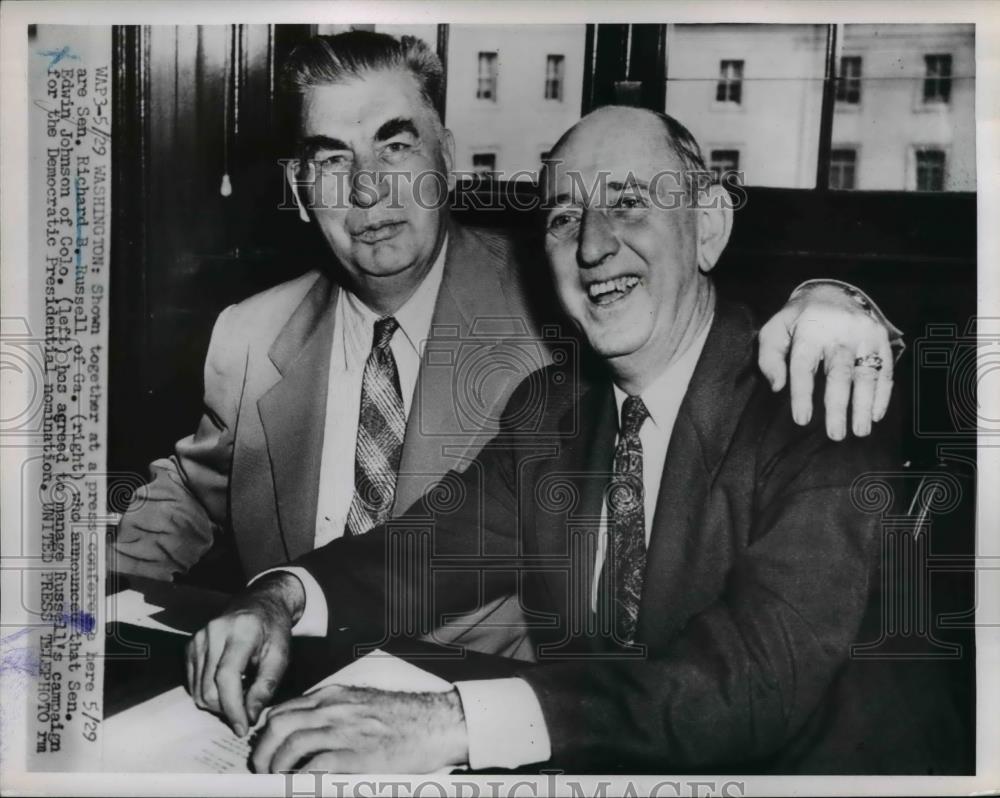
[281,31,444,120]
[653,110,708,176]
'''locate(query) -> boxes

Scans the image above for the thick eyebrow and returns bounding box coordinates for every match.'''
[375,117,419,142]
[300,134,349,159]
[607,179,650,192]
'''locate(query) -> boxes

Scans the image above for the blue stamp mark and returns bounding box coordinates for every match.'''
[0,626,38,677]
[38,46,79,69]
[65,609,96,635]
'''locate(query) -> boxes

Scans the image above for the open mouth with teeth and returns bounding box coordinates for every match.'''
[586,275,641,306]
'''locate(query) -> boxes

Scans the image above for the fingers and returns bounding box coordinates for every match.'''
[184,637,197,697]
[789,335,822,426]
[757,310,794,392]
[199,623,228,716]
[217,638,254,736]
[270,727,342,775]
[265,691,322,720]
[251,708,331,774]
[872,336,895,423]
[187,613,263,736]
[850,344,881,438]
[185,632,204,700]
[823,346,855,441]
[244,633,291,728]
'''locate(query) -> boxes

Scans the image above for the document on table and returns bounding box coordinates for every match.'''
[106,589,191,636]
[102,649,453,773]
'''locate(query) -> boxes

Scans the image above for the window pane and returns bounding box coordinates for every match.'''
[836,56,862,104]
[665,24,828,188]
[545,54,565,100]
[829,148,857,189]
[471,152,497,178]
[709,149,740,181]
[832,25,973,191]
[916,149,945,191]
[445,25,586,180]
[477,52,498,100]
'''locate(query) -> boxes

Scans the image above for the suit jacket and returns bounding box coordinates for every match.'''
[116,220,554,658]
[297,299,969,773]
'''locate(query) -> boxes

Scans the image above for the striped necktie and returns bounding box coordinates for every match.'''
[346,316,406,536]
[598,394,650,645]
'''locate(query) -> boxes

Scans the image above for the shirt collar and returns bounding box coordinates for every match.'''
[612,314,713,432]
[341,235,448,361]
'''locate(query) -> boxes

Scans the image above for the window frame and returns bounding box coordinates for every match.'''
[476,50,499,102]
[835,55,862,106]
[544,53,565,101]
[922,53,953,104]
[913,146,947,192]
[471,151,498,179]
[828,147,859,190]
[715,59,745,105]
[709,148,741,183]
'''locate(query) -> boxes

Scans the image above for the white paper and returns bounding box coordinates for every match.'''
[102,649,452,773]
[106,589,191,636]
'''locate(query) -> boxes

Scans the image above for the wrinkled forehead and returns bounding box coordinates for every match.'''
[543,122,686,205]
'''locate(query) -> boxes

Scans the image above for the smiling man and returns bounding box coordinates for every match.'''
[186,104,965,775]
[115,31,902,669]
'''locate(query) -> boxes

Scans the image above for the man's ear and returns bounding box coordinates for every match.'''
[285,159,311,224]
[441,128,456,193]
[696,184,734,274]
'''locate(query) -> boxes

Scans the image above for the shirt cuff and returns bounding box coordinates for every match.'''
[790,278,905,357]
[454,678,552,770]
[249,566,328,637]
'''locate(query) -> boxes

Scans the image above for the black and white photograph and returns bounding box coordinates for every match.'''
[1,3,997,796]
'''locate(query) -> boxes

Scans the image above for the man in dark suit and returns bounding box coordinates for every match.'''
[186,104,963,773]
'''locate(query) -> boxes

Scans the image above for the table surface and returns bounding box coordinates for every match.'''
[104,573,526,719]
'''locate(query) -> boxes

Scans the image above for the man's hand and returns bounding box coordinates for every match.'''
[250,685,468,774]
[185,573,305,736]
[758,282,898,440]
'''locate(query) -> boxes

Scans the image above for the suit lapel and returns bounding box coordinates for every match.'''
[395,221,517,511]
[533,377,618,622]
[258,274,338,562]
[637,300,759,646]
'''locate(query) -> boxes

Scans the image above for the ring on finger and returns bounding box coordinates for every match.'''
[854,354,883,372]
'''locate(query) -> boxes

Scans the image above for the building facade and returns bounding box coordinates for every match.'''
[321,23,975,191]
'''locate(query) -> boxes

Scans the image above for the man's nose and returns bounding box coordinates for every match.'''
[577,209,619,268]
[349,159,389,209]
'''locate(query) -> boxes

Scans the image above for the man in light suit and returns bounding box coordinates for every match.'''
[116,33,901,660]
[187,104,967,774]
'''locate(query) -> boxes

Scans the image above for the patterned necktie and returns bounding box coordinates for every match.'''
[599,395,650,645]
[346,316,405,536]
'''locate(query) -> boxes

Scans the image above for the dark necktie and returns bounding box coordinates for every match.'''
[599,395,650,645]
[346,316,405,536]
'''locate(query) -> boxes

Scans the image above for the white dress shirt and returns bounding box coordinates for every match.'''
[313,240,448,547]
